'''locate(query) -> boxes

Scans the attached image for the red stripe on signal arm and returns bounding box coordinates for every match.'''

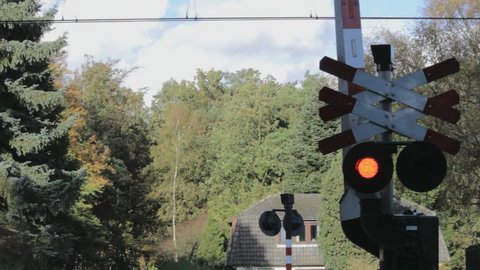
[424,129,460,155]
[286,248,292,256]
[427,89,459,106]
[423,58,460,82]
[348,81,366,95]
[319,87,356,114]
[424,90,460,124]
[319,104,346,122]
[286,264,292,270]
[317,85,363,122]
[318,130,356,154]
[320,56,357,81]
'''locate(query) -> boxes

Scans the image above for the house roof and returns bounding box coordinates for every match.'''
[226,193,451,267]
[240,193,321,220]
[226,193,324,267]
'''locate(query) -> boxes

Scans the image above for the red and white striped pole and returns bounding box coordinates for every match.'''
[285,234,292,270]
[281,194,294,270]
[335,0,366,222]
[337,0,365,95]
[333,1,392,268]
[333,0,382,261]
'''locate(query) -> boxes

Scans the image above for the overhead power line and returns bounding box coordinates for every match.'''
[1,16,480,24]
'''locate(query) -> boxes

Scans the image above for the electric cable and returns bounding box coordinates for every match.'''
[1,16,480,25]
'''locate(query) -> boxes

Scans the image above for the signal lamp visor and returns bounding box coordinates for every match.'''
[343,143,393,194]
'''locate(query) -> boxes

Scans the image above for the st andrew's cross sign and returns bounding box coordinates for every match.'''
[317,56,460,155]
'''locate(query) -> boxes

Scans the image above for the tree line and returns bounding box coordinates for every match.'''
[0,0,479,269]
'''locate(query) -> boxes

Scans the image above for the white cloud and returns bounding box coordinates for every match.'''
[128,16,335,103]
[41,0,168,18]
[37,0,416,105]
[191,0,333,17]
[39,0,336,104]
[127,0,335,103]
[362,20,416,38]
[42,0,168,68]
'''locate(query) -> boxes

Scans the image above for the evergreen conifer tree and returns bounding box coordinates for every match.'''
[0,1,83,268]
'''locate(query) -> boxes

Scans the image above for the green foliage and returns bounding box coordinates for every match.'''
[197,181,276,267]
[0,1,84,268]
[149,68,326,266]
[207,70,299,190]
[5,77,65,112]
[148,70,223,263]
[0,160,84,268]
[65,58,159,268]
[147,68,345,268]
[283,72,338,193]
[158,257,211,270]
[196,217,228,267]
[149,102,208,224]
[7,113,76,156]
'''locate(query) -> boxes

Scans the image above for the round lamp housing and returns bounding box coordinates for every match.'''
[343,142,393,194]
[396,142,447,192]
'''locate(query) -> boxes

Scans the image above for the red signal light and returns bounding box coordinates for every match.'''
[355,157,379,179]
[343,143,393,193]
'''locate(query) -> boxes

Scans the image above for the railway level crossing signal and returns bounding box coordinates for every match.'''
[259,194,304,270]
[318,56,460,155]
[317,50,461,270]
[317,55,460,195]
[326,1,460,269]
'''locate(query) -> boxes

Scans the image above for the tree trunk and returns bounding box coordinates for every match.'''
[172,119,181,262]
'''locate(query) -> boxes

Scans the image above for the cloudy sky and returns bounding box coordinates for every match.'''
[39,0,423,104]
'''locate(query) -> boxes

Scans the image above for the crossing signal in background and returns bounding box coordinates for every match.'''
[290,210,305,237]
[259,210,305,237]
[343,143,393,194]
[259,211,282,236]
[259,194,305,237]
[396,142,447,192]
